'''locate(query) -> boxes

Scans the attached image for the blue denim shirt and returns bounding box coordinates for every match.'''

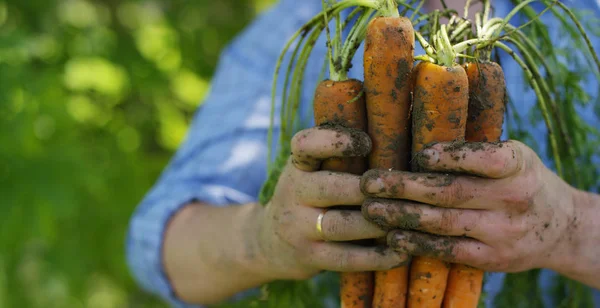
[125,0,600,307]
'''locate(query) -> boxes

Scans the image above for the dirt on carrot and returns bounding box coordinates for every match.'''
[408,60,469,308]
[442,61,508,308]
[313,78,373,308]
[464,62,507,142]
[341,272,375,308]
[364,15,415,308]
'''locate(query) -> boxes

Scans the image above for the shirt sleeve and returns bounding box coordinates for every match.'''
[124,1,326,307]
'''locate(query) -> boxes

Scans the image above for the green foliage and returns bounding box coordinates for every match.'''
[494,270,545,308]
[0,0,274,306]
[215,272,341,308]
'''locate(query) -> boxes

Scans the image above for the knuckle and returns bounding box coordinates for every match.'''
[329,174,346,193]
[460,212,479,234]
[324,216,342,238]
[502,219,528,240]
[309,178,328,203]
[337,251,355,270]
[439,210,459,233]
[501,193,532,213]
[439,180,464,207]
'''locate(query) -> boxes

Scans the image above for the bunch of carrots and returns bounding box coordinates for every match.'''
[259,0,600,307]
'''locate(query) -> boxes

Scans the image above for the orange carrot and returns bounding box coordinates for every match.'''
[313,79,374,308]
[364,15,415,308]
[464,61,506,143]
[441,61,506,308]
[409,61,469,308]
[442,264,484,308]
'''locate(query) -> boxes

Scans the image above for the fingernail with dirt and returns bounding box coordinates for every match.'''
[360,169,385,195]
[422,148,439,166]
[363,200,390,230]
[387,231,414,253]
[365,178,385,194]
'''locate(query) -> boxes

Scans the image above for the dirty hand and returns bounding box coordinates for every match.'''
[257,126,407,281]
[360,140,579,273]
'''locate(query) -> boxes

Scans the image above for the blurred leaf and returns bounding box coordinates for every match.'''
[64,57,130,98]
[0,0,268,306]
[170,68,209,109]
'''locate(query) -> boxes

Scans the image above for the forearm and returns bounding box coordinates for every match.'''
[555,189,600,289]
[163,201,274,305]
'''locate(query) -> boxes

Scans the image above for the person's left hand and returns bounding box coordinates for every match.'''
[359,140,579,273]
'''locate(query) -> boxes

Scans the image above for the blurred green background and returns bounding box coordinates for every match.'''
[0,0,275,307]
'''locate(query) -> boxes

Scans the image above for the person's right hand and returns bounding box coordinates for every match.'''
[256,126,408,281]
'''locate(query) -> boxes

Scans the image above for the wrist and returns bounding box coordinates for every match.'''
[163,202,277,304]
[236,202,281,283]
[550,188,600,286]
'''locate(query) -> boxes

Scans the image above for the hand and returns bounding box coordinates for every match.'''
[256,126,408,281]
[360,140,579,273]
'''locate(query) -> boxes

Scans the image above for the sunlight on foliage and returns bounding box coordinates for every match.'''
[64,57,130,98]
[135,22,181,72]
[85,274,127,308]
[67,95,102,125]
[0,0,261,306]
[117,1,164,30]
[27,35,61,62]
[253,0,276,13]
[117,126,141,153]
[156,100,188,150]
[57,0,103,28]
[171,69,209,109]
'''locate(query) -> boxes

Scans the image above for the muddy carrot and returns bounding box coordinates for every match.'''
[463,61,506,143]
[441,61,506,308]
[409,56,469,307]
[442,265,484,308]
[364,15,415,308]
[313,79,374,308]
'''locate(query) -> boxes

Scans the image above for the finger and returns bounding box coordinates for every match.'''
[309,241,409,272]
[314,209,386,241]
[363,199,485,238]
[415,140,525,179]
[298,171,364,207]
[291,126,371,171]
[387,230,494,270]
[361,169,493,209]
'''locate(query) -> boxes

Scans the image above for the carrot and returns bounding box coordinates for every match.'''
[313,79,374,308]
[411,61,469,156]
[314,79,369,174]
[442,264,485,308]
[364,15,415,308]
[408,59,469,307]
[441,61,506,308]
[463,61,506,143]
